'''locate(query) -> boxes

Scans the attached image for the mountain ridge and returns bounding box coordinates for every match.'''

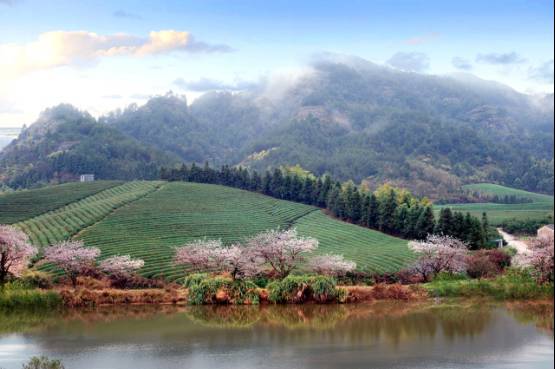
[1,57,553,197]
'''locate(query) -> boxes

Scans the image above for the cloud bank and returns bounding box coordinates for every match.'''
[452,57,473,70]
[529,60,554,83]
[173,77,256,92]
[387,52,430,72]
[476,52,525,65]
[0,30,233,78]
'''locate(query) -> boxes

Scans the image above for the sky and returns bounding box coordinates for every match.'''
[0,0,553,127]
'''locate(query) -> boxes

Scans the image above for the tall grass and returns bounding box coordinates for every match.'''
[424,268,554,300]
[0,285,62,311]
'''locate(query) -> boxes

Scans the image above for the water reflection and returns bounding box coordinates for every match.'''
[0,301,553,369]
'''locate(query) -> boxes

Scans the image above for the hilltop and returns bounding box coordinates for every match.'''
[1,181,411,279]
[1,56,553,197]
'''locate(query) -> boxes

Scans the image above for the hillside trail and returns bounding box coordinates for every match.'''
[497,228,531,266]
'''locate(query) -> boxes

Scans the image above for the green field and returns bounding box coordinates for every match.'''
[16,181,162,247]
[437,183,554,225]
[295,211,413,274]
[2,180,411,280]
[0,181,123,224]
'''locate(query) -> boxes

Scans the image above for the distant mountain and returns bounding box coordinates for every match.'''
[0,127,21,150]
[1,56,553,196]
[0,105,175,188]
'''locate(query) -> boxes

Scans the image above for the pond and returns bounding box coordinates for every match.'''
[0,301,553,369]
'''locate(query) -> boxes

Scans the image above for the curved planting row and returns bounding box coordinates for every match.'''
[16,181,163,247]
[79,182,318,282]
[0,180,124,224]
[293,211,414,274]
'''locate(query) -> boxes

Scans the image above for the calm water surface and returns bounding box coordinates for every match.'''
[0,301,553,369]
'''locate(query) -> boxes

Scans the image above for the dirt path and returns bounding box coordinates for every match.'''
[497,228,531,266]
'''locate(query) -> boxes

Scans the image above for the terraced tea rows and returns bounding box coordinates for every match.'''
[0,181,123,224]
[78,182,318,281]
[17,181,162,247]
[437,184,554,225]
[293,211,412,274]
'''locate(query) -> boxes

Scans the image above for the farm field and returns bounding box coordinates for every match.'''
[16,181,162,247]
[294,211,412,274]
[0,180,123,224]
[75,182,410,281]
[436,183,554,225]
[3,181,413,280]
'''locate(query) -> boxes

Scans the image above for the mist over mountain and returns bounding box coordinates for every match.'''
[1,56,553,197]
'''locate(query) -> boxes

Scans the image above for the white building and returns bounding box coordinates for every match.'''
[79,174,95,182]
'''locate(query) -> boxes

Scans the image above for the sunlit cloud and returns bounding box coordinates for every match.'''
[0,30,233,79]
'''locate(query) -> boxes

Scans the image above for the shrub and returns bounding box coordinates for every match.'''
[183,273,209,289]
[19,271,53,289]
[425,268,554,300]
[395,269,425,285]
[187,275,259,305]
[109,275,166,289]
[466,253,498,279]
[22,356,65,369]
[0,288,62,310]
[267,275,342,304]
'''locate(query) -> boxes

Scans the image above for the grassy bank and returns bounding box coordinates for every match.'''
[0,286,62,310]
[424,270,554,300]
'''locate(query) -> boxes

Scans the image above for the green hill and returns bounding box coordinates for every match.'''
[0,181,123,224]
[3,181,410,280]
[462,183,554,203]
[437,183,554,225]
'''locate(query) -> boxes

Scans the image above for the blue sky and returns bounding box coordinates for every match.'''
[0,0,553,127]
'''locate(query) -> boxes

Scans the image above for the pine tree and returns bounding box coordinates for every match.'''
[435,208,455,236]
[415,206,435,239]
[394,204,410,237]
[378,188,398,232]
[360,194,371,226]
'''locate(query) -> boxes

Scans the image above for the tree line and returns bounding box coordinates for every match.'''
[161,163,489,248]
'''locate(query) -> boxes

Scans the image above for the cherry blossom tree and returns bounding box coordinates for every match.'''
[0,225,37,285]
[409,235,468,281]
[99,255,144,278]
[246,229,318,279]
[309,254,356,277]
[174,240,224,272]
[44,241,100,288]
[527,235,554,284]
[174,240,257,279]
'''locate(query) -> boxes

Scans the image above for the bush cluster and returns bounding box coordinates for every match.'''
[186,274,260,305]
[267,275,345,304]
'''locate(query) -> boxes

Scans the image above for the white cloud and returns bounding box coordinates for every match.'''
[529,60,554,84]
[387,52,430,72]
[476,52,526,65]
[452,57,473,71]
[173,77,256,91]
[0,30,233,79]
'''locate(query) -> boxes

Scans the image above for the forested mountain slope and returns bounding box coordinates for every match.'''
[1,56,552,196]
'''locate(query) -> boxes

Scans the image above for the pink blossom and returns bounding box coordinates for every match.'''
[309,254,356,277]
[409,235,468,281]
[44,240,100,287]
[0,225,37,283]
[174,240,257,279]
[527,235,554,284]
[99,255,144,277]
[246,229,318,279]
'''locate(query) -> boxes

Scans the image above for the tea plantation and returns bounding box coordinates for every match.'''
[2,181,412,280]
